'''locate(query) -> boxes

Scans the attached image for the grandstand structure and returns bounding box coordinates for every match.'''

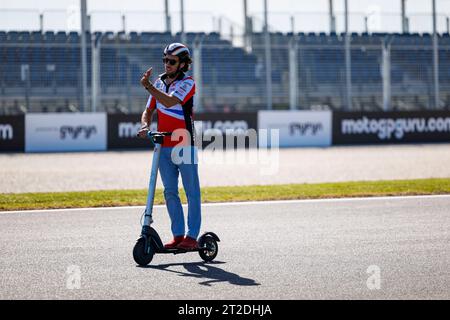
[1,30,450,114]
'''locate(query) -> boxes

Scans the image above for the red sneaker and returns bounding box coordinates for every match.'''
[164,236,185,249]
[176,236,198,250]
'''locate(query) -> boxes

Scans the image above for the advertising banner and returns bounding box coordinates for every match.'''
[25,113,107,152]
[333,111,450,144]
[107,112,258,149]
[0,115,25,152]
[107,114,156,149]
[258,111,332,147]
[194,112,258,149]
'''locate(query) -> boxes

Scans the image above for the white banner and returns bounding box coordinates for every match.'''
[25,113,107,152]
[258,111,332,147]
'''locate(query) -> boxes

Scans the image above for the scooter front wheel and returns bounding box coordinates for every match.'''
[133,237,155,266]
[198,235,218,262]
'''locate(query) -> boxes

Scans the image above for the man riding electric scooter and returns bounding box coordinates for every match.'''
[137,43,201,251]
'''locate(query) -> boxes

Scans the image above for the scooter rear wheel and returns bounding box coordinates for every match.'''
[198,235,218,262]
[133,237,155,266]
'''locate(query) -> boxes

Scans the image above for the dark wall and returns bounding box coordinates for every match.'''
[0,115,25,151]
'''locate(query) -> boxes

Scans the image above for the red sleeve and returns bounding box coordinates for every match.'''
[182,83,196,104]
[145,95,156,110]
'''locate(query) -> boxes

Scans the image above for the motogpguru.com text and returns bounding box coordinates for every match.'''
[341,116,450,140]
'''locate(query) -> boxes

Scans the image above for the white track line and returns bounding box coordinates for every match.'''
[1,194,450,215]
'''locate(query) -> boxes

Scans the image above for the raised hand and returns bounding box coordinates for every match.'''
[140,67,153,88]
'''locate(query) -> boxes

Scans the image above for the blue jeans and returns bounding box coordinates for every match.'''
[158,146,201,239]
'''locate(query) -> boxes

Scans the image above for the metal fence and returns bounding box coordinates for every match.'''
[1,31,450,114]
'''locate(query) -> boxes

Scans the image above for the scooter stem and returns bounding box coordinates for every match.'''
[143,142,162,227]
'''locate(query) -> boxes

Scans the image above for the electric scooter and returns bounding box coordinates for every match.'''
[133,130,220,266]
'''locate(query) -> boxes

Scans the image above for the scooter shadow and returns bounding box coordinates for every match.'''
[140,261,260,287]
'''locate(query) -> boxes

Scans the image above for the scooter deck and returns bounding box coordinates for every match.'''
[156,247,207,255]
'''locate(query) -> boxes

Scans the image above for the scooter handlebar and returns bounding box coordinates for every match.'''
[155,131,173,136]
[136,130,172,139]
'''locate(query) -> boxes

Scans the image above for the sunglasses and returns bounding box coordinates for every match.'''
[162,58,178,66]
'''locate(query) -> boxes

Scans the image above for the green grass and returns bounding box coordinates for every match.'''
[1,178,450,211]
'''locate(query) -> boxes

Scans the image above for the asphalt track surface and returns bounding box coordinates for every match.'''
[0,195,449,299]
[2,144,450,193]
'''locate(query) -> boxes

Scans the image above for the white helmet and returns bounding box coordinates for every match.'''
[164,43,190,59]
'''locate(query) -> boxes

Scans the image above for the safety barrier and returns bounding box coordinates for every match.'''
[1,111,449,152]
